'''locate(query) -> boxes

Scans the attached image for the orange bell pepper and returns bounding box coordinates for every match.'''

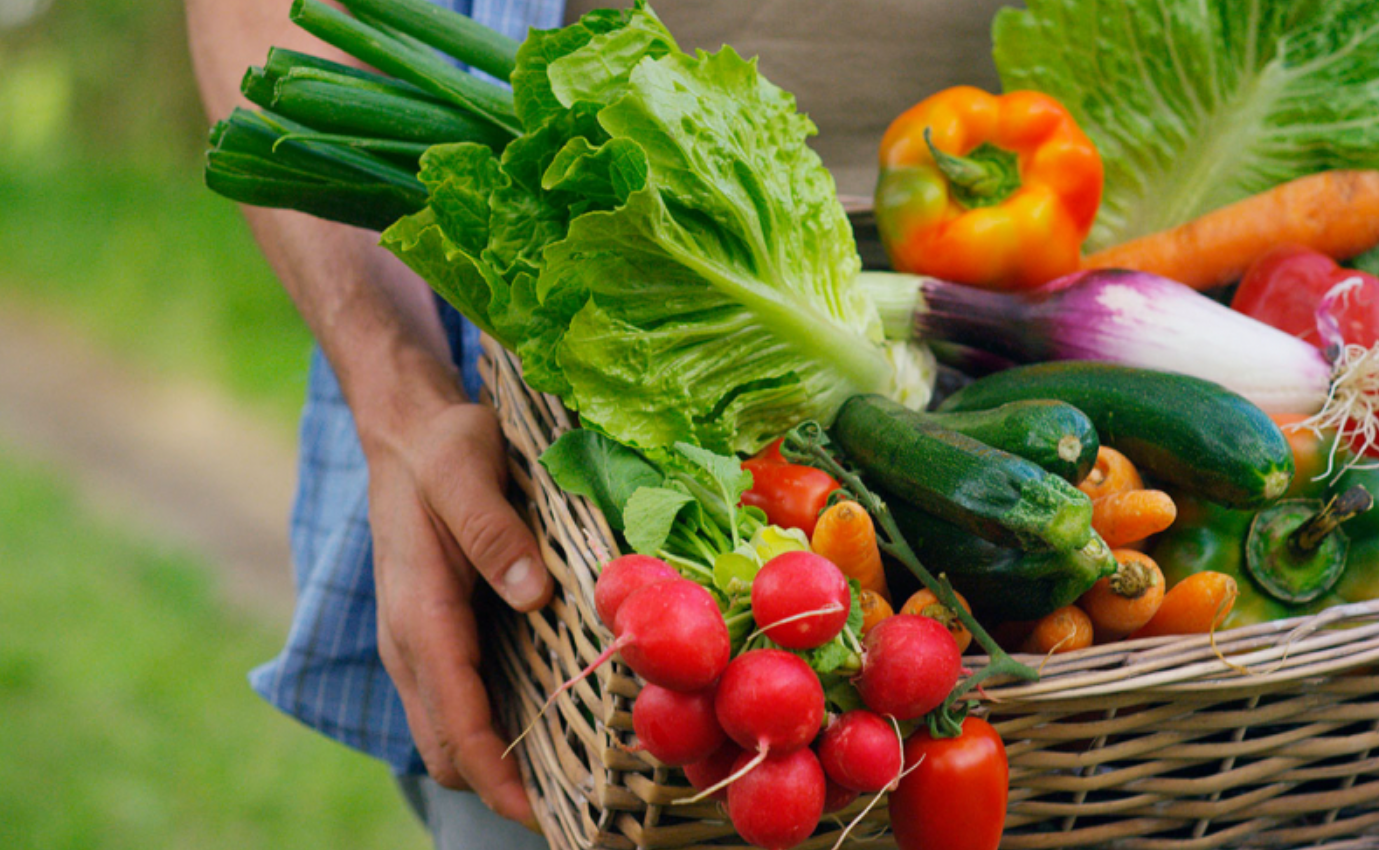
[875,86,1103,291]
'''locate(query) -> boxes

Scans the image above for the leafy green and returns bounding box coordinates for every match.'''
[538,429,663,531]
[993,0,1379,251]
[623,486,698,555]
[383,2,932,455]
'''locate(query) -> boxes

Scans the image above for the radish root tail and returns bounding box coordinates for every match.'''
[503,635,629,759]
[1309,341,1379,476]
[673,746,768,805]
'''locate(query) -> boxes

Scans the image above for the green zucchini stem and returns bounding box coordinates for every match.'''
[781,421,1039,726]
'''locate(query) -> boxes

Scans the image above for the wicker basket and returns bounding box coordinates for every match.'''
[478,336,1379,850]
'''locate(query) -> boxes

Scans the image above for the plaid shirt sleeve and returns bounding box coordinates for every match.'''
[248,0,567,774]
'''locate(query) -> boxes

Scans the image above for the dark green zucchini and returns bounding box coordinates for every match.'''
[939,362,1294,509]
[889,499,1116,622]
[921,400,1098,483]
[831,394,1094,552]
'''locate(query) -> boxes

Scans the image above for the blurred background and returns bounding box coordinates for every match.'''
[0,0,429,846]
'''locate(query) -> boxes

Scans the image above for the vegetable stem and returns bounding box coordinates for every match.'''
[782,422,1039,708]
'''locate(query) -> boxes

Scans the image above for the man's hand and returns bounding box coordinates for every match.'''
[363,377,553,826]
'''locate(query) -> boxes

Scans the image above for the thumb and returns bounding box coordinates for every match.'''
[434,472,552,612]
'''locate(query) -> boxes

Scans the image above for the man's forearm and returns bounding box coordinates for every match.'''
[185,0,463,439]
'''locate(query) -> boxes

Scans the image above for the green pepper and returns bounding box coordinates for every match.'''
[1333,465,1379,603]
[1151,477,1375,627]
[1244,487,1371,604]
[1149,495,1291,628]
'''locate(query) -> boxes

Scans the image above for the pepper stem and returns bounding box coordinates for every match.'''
[1291,485,1374,553]
[923,128,1022,209]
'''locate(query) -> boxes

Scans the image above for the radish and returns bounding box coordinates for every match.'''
[715,649,825,756]
[855,614,961,721]
[817,709,903,793]
[613,579,732,692]
[674,649,825,804]
[632,683,726,767]
[750,551,851,649]
[822,773,860,814]
[683,740,744,802]
[726,747,826,850]
[507,578,731,758]
[595,554,680,627]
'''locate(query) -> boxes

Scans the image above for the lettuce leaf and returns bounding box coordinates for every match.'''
[994,0,1379,251]
[383,2,931,455]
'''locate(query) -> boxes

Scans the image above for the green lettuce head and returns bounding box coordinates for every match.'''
[382,2,933,454]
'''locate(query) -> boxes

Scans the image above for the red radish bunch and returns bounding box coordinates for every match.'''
[583,553,972,850]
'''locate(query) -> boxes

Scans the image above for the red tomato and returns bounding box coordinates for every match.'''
[889,716,1008,850]
[741,443,839,537]
[1232,244,1379,349]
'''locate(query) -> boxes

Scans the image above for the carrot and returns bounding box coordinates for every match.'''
[1130,571,1239,639]
[858,589,894,637]
[811,500,889,602]
[1078,549,1166,642]
[1076,446,1143,502]
[1082,170,1379,291]
[1020,605,1093,655]
[899,588,973,653]
[1091,489,1178,549]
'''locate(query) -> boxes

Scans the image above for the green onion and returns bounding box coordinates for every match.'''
[289,0,520,135]
[335,0,521,82]
[205,109,428,231]
[265,70,514,149]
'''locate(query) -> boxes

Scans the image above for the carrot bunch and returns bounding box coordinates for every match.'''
[1011,447,1239,654]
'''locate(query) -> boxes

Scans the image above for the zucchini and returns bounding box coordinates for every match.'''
[939,362,1294,509]
[922,400,1098,483]
[831,394,1094,552]
[889,499,1117,622]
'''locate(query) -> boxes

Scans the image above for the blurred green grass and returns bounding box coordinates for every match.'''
[0,444,430,849]
[0,164,312,427]
[0,1,433,846]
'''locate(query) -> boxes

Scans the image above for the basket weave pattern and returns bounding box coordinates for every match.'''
[479,338,1379,850]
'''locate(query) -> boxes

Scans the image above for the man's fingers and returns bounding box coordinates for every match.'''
[381,636,467,791]
[424,408,552,612]
[403,593,534,822]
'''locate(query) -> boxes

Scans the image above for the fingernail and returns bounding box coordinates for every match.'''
[502,557,545,608]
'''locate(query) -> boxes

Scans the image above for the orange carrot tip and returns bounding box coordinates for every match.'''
[812,500,889,602]
[858,589,894,637]
[900,588,973,653]
[1021,605,1093,656]
[1130,571,1239,639]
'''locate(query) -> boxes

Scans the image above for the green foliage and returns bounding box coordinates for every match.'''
[0,448,428,850]
[0,0,208,171]
[0,163,311,426]
[995,0,1379,251]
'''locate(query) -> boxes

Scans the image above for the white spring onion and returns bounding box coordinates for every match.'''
[859,268,1379,460]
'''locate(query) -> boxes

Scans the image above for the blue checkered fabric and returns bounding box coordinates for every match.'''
[248,0,567,774]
